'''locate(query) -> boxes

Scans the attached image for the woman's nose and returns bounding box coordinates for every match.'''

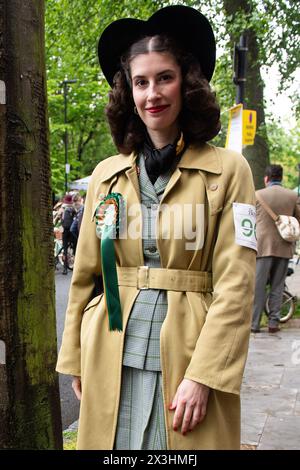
[147,82,160,102]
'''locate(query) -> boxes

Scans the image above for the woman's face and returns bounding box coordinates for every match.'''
[130,51,182,141]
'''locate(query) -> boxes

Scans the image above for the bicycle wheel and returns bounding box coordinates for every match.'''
[54,240,63,269]
[59,245,75,270]
[265,290,297,323]
[66,245,75,270]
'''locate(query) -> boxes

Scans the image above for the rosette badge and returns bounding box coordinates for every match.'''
[94,193,125,331]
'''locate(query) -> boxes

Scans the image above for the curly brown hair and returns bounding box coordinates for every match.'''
[105,35,221,154]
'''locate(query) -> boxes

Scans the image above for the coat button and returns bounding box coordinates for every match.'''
[209,184,218,191]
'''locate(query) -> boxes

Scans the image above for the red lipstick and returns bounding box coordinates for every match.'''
[146,105,169,114]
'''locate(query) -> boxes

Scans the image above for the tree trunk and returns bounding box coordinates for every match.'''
[242,28,270,189]
[0,0,63,449]
[223,0,270,189]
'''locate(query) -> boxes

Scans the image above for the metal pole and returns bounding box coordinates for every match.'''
[233,33,248,105]
[63,82,68,193]
[297,163,300,197]
[61,79,77,193]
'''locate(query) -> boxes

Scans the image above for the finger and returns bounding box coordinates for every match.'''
[72,379,82,401]
[189,400,208,431]
[189,405,202,431]
[169,389,179,411]
[172,400,186,431]
[72,384,81,400]
[181,404,193,435]
[75,386,82,401]
[199,400,208,422]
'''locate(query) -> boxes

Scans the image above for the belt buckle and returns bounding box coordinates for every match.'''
[137,266,149,290]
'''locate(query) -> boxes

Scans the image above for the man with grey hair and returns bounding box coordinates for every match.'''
[252,164,300,333]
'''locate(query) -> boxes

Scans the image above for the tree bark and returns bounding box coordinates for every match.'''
[223,0,270,189]
[0,0,62,449]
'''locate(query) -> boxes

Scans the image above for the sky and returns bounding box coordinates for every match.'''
[261,65,299,130]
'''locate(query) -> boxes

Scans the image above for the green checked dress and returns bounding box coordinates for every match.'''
[114,153,171,450]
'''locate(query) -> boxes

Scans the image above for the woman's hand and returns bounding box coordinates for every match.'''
[72,376,82,401]
[169,378,210,435]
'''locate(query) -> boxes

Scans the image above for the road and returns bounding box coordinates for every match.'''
[55,264,80,430]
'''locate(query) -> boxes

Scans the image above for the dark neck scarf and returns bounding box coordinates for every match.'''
[143,132,185,184]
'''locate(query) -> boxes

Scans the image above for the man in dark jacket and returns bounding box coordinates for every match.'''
[252,164,300,333]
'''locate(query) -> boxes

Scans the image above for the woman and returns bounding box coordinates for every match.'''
[56,5,257,450]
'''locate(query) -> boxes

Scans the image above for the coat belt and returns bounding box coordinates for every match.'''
[117,266,213,292]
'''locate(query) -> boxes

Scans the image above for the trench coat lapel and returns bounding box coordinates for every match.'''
[154,172,172,197]
[178,144,222,174]
[158,144,222,205]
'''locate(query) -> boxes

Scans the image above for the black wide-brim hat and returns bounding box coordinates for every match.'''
[98,5,216,87]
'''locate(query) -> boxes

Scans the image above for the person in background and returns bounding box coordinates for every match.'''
[53,199,63,230]
[56,5,256,450]
[76,196,85,234]
[61,193,76,275]
[70,193,84,254]
[53,199,64,246]
[251,164,300,333]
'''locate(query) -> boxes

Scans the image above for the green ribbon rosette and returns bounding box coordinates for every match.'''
[94,192,125,331]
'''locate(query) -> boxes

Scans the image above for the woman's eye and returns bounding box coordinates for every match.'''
[135,79,147,87]
[159,74,172,81]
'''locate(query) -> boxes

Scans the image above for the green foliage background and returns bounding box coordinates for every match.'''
[45,0,300,196]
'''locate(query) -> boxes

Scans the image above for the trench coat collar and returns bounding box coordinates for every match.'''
[178,143,222,174]
[98,143,222,183]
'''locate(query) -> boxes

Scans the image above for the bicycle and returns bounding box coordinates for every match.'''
[54,233,75,270]
[265,267,297,323]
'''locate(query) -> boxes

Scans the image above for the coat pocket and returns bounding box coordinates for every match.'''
[81,293,104,346]
[83,293,103,313]
[199,170,224,216]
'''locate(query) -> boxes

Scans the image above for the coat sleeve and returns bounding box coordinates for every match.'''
[56,171,102,376]
[184,153,256,395]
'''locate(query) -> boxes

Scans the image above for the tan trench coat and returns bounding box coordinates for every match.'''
[56,143,256,450]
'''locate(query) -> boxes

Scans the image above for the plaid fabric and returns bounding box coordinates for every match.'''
[114,366,167,450]
[122,153,171,371]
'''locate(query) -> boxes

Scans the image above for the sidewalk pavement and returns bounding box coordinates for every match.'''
[65,264,300,450]
[241,327,300,450]
[241,261,300,450]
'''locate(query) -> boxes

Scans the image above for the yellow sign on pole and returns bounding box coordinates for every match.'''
[225,104,243,153]
[226,105,257,153]
[242,109,257,145]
